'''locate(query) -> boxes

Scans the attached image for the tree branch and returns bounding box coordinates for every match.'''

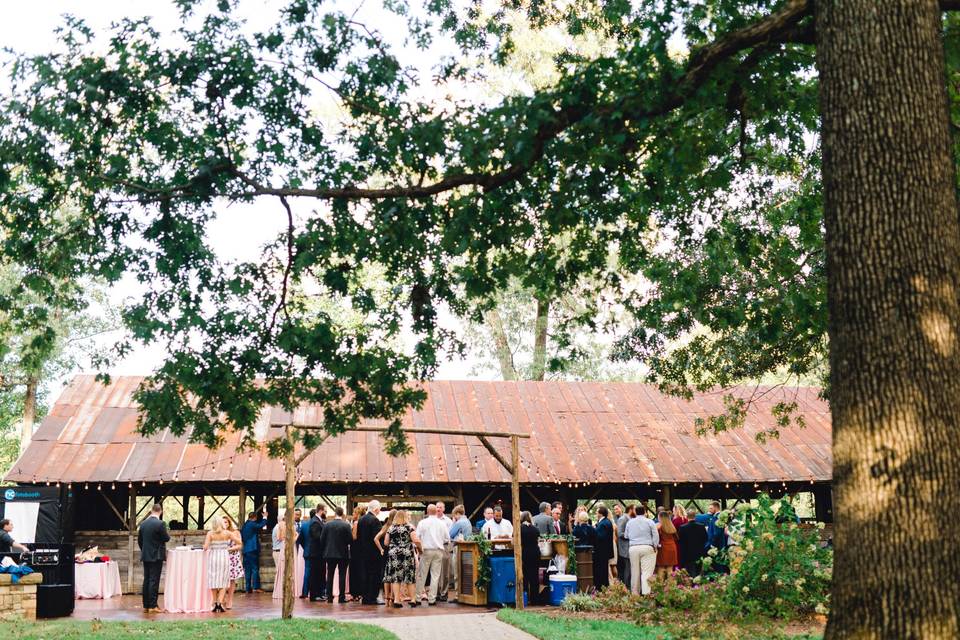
[103,1,818,205]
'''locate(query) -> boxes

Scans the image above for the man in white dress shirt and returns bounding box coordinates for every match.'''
[415,504,451,605]
[480,505,514,540]
[435,502,453,600]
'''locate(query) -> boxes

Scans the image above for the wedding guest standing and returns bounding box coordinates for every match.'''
[318,507,352,603]
[550,505,568,535]
[221,516,244,609]
[349,505,366,600]
[572,511,596,546]
[532,502,553,535]
[415,504,451,604]
[137,504,169,613]
[382,509,419,607]
[625,505,659,595]
[435,502,453,601]
[656,511,679,579]
[448,505,472,600]
[307,505,328,601]
[374,510,399,605]
[240,509,267,593]
[614,504,632,587]
[593,505,615,590]
[300,509,316,598]
[271,514,285,577]
[204,517,234,613]
[678,508,708,576]
[474,506,494,531]
[519,511,542,604]
[357,500,384,605]
[671,504,688,529]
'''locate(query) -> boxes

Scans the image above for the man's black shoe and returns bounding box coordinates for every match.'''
[326,598,334,603]
[338,597,347,603]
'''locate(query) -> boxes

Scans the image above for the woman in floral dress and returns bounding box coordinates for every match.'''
[221,515,244,609]
[382,510,420,607]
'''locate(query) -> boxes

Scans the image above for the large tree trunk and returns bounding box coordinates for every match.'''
[530,297,550,381]
[282,439,297,619]
[20,376,37,452]
[817,1,960,637]
[483,309,519,380]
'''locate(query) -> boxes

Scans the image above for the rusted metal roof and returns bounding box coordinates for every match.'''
[5,375,832,485]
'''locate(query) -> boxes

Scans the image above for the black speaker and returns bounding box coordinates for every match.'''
[36,584,74,618]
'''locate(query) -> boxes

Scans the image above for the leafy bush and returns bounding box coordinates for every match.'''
[594,580,642,614]
[560,591,603,612]
[724,494,832,618]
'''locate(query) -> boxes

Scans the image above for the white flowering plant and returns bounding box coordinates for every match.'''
[724,494,832,618]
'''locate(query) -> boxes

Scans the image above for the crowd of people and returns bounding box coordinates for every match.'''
[132,497,735,613]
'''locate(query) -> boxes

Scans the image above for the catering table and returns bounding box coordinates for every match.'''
[74,561,122,599]
[163,548,213,613]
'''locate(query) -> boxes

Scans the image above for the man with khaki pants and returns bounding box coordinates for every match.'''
[415,504,451,604]
[435,502,453,600]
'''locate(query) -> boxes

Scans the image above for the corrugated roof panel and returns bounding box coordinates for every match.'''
[5,376,833,485]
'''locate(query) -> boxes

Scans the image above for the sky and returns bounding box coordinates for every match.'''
[0,0,482,385]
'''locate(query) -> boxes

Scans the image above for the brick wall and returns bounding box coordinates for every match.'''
[0,573,41,621]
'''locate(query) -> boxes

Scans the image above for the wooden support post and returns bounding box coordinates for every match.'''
[238,486,246,527]
[662,484,672,511]
[197,495,206,527]
[183,495,191,528]
[511,435,524,609]
[127,484,136,593]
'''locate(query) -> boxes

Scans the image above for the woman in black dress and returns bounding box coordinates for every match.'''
[519,511,542,605]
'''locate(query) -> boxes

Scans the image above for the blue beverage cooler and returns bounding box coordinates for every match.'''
[488,555,517,605]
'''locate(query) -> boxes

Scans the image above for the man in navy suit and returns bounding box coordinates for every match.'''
[300,508,317,597]
[240,508,267,593]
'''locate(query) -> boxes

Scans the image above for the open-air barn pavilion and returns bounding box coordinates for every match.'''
[5,375,833,592]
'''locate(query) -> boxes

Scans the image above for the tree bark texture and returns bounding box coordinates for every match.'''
[817,1,960,637]
[531,297,550,381]
[483,309,519,380]
[20,376,37,452]
[282,439,296,618]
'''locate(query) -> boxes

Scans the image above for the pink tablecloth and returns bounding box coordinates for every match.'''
[272,544,306,599]
[74,561,122,599]
[163,548,213,613]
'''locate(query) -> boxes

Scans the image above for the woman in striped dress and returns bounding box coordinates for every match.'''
[204,518,233,612]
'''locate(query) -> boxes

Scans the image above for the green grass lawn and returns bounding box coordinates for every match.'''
[498,609,824,640]
[497,609,671,640]
[8,618,398,640]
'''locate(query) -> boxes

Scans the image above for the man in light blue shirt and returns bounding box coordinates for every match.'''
[624,505,659,596]
[448,505,473,601]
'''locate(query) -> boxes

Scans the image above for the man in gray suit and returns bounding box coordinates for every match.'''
[614,503,632,588]
[137,503,170,613]
[532,502,553,535]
